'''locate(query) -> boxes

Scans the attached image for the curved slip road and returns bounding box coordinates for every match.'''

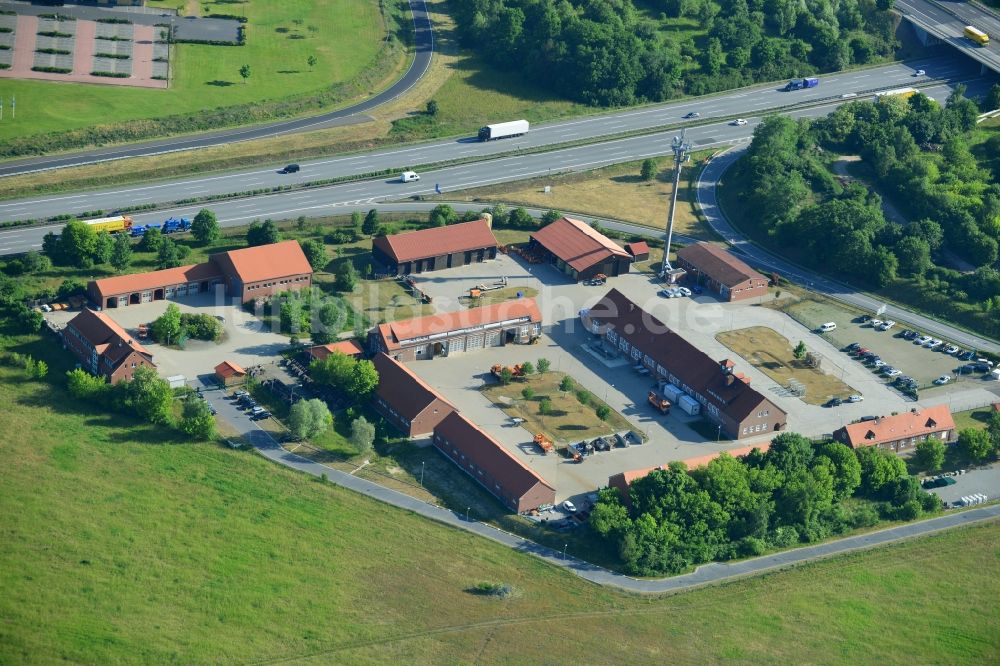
[209,391,1000,595]
[694,145,1000,355]
[0,0,435,177]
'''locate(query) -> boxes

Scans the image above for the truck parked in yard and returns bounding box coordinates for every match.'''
[785,77,818,91]
[478,119,530,141]
[647,389,671,414]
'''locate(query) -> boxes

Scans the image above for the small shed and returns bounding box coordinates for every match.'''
[625,241,650,262]
[215,360,246,387]
[166,375,187,389]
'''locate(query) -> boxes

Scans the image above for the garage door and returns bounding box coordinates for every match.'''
[485,331,501,347]
[165,287,176,298]
[466,334,484,351]
[142,291,153,303]
[450,337,466,354]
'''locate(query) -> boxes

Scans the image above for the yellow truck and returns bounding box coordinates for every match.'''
[82,215,134,234]
[964,26,989,46]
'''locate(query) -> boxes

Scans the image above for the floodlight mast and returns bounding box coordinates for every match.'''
[661,131,691,276]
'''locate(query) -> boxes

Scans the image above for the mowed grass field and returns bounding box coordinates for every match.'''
[0,0,385,142]
[2,341,1000,663]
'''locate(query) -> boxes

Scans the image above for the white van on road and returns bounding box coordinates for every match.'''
[399,171,420,183]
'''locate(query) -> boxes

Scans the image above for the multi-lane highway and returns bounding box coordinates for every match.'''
[0,57,985,227]
[0,74,994,258]
[898,0,1000,73]
[0,0,435,177]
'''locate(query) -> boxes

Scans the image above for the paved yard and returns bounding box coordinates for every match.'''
[99,292,291,382]
[929,463,1000,506]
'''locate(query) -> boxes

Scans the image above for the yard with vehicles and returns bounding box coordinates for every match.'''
[3,346,1000,663]
[716,326,856,406]
[0,0,394,146]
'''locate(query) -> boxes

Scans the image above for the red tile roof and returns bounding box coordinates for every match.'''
[215,240,313,284]
[625,241,649,257]
[67,308,153,366]
[585,288,784,425]
[609,443,772,497]
[836,406,956,448]
[307,340,364,361]
[214,360,245,379]
[434,411,555,499]
[372,352,455,421]
[376,298,542,350]
[530,217,630,273]
[372,219,497,263]
[676,242,765,287]
[89,262,222,299]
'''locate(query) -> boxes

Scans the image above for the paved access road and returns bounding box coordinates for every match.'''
[0,75,994,257]
[0,0,436,177]
[203,382,1000,593]
[694,145,1000,355]
[0,54,978,184]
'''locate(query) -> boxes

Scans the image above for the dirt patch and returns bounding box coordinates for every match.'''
[717,326,855,405]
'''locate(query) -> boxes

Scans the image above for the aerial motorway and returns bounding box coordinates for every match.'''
[0,56,991,228]
[0,0,435,178]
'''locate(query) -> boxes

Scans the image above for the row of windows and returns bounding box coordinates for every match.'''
[377,398,411,427]
[742,423,768,434]
[246,276,309,291]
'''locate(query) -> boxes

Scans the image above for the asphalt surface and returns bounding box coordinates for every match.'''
[0,0,435,177]
[0,54,980,185]
[898,0,1000,73]
[202,382,1000,593]
[1,74,994,255]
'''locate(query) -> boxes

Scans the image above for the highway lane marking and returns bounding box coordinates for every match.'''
[0,194,88,208]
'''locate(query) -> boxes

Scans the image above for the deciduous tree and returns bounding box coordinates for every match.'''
[191,209,220,244]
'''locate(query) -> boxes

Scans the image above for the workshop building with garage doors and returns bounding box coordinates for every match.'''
[674,242,769,302]
[526,216,633,281]
[369,298,542,362]
[87,240,313,308]
[372,217,499,276]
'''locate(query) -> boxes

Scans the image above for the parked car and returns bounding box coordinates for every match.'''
[562,500,577,513]
[819,322,837,332]
[913,69,926,76]
[676,287,692,297]
[825,397,843,407]
[915,335,933,345]
[900,329,917,339]
[854,347,871,356]
[958,350,976,361]
[872,359,886,368]
[253,411,271,420]
[877,320,896,331]
[732,118,748,126]
[971,362,991,373]
[927,339,944,349]
[943,345,960,355]
[847,394,864,403]
[870,319,883,328]
[933,375,951,385]
[883,367,902,377]
[845,342,861,352]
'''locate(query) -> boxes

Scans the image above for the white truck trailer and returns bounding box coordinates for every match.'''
[478,119,530,141]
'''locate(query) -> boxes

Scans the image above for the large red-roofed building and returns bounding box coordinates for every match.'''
[63,308,156,383]
[675,242,768,302]
[369,298,542,362]
[87,240,312,308]
[833,406,956,454]
[371,353,456,437]
[528,216,632,281]
[372,218,498,275]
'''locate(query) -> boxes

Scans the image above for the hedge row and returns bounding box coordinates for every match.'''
[37,31,72,38]
[32,66,71,74]
[0,36,402,158]
[36,48,71,55]
[91,71,129,78]
[205,13,249,23]
[95,53,130,60]
[96,18,131,25]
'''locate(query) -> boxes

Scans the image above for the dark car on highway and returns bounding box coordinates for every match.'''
[280,163,300,174]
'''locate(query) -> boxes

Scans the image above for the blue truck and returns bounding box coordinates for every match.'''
[128,217,191,237]
[785,77,819,91]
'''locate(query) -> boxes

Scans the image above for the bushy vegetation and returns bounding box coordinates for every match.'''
[591,432,941,575]
[453,0,898,106]
[729,89,1000,337]
[309,350,379,399]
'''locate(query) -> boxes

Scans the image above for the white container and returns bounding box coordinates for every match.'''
[678,394,701,416]
[660,383,684,404]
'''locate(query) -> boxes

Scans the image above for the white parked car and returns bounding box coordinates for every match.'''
[676,287,692,297]
[883,368,902,377]
[915,335,932,345]
[943,345,960,355]
[927,339,943,349]
[872,359,886,368]
[913,69,926,76]
[933,375,951,385]
[878,320,896,331]
[847,394,864,403]
[732,118,748,126]
[819,322,837,332]
[869,319,883,328]
[562,500,577,513]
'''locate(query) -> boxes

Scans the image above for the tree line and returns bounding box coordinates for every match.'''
[732,89,1000,336]
[590,432,941,575]
[452,0,898,106]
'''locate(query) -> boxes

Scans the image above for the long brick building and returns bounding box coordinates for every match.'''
[372,218,498,276]
[833,406,956,454]
[87,240,313,308]
[582,288,787,440]
[675,242,768,302]
[371,353,456,437]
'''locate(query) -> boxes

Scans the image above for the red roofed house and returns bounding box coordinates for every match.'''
[625,241,650,262]
[88,240,313,309]
[214,360,246,387]
[372,353,456,437]
[305,339,365,363]
[528,216,632,281]
[369,298,542,362]
[433,411,556,513]
[372,218,498,275]
[609,442,772,503]
[63,308,156,383]
[582,288,786,439]
[833,406,956,454]
[675,242,768,302]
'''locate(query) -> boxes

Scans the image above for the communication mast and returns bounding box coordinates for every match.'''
[660,131,692,276]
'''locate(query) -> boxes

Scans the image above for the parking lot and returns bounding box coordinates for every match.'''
[927,463,1000,507]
